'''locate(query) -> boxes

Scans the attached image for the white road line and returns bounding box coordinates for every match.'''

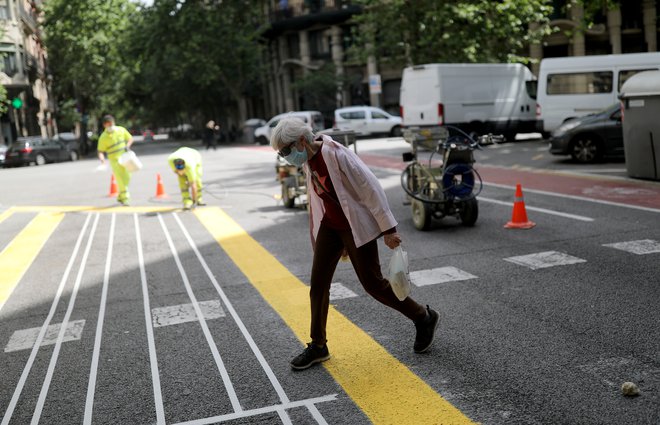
[603,239,660,255]
[170,394,337,425]
[329,282,358,300]
[411,267,478,287]
[1,214,91,425]
[83,213,115,425]
[32,213,100,424]
[4,320,86,353]
[483,182,660,214]
[157,213,243,413]
[172,213,297,425]
[134,214,166,425]
[479,196,594,222]
[504,251,587,270]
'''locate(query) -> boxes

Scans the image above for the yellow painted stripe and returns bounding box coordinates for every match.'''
[9,206,179,214]
[195,207,475,424]
[0,209,12,224]
[0,213,64,312]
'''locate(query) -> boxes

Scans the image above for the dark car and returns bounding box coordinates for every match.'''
[3,136,79,167]
[549,103,623,163]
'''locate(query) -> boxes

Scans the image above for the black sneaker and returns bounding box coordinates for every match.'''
[414,306,439,353]
[290,343,330,370]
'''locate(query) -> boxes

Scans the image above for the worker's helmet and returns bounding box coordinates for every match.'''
[174,158,185,170]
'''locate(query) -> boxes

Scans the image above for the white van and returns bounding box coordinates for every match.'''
[537,52,660,133]
[399,63,538,140]
[254,111,324,145]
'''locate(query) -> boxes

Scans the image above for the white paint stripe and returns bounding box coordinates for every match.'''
[170,394,337,425]
[172,214,293,406]
[329,282,358,300]
[479,196,594,222]
[603,239,660,255]
[152,300,225,328]
[504,251,586,270]
[1,214,91,425]
[306,403,330,425]
[32,213,100,424]
[411,267,478,287]
[4,320,86,353]
[134,214,166,425]
[157,213,243,413]
[483,182,660,214]
[84,213,116,425]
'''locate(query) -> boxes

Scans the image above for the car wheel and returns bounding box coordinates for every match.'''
[70,151,79,161]
[570,135,602,163]
[35,154,46,166]
[389,126,402,137]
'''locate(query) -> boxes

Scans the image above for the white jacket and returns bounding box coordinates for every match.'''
[305,135,397,248]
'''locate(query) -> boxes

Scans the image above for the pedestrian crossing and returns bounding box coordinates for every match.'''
[0,206,658,425]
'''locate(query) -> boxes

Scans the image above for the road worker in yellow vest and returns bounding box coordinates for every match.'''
[168,147,206,210]
[97,115,134,205]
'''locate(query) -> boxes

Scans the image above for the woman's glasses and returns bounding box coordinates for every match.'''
[278,143,294,157]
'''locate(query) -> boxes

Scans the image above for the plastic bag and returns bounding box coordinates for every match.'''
[118,150,143,172]
[388,246,411,301]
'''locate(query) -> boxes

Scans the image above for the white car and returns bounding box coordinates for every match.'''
[254,111,325,145]
[333,106,402,137]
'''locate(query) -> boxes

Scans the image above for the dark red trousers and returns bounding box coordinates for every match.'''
[310,222,426,346]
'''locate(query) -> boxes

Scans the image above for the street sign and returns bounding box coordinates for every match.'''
[368,74,381,95]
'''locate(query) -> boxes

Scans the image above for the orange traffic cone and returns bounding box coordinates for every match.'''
[155,173,168,198]
[504,183,536,229]
[108,174,118,197]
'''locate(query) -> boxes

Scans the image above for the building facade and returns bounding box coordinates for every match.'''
[0,0,55,146]
[259,0,658,125]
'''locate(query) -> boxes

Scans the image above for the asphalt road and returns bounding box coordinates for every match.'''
[0,136,659,424]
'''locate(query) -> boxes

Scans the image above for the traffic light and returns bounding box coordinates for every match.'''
[11,97,23,109]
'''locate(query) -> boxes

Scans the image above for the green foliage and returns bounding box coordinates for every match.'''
[0,84,8,115]
[124,0,265,125]
[55,99,82,132]
[291,63,344,118]
[350,0,554,66]
[42,0,136,118]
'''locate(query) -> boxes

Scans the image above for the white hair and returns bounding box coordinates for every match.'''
[270,116,314,151]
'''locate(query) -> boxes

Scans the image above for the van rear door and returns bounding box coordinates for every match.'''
[400,66,440,127]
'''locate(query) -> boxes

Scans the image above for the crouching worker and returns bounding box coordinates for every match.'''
[167,147,206,210]
[270,117,440,371]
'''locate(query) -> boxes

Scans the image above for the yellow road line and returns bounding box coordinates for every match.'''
[195,207,475,425]
[0,213,64,312]
[0,209,12,224]
[8,206,179,214]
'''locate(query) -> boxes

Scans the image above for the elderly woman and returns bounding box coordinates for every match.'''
[271,117,439,370]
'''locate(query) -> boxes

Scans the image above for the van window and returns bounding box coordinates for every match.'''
[618,68,658,91]
[525,80,537,100]
[546,72,613,95]
[340,111,366,120]
[371,111,388,119]
[312,114,324,129]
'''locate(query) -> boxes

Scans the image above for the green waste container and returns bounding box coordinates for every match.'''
[620,70,660,180]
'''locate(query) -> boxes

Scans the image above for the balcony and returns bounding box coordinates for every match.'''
[19,3,39,34]
[265,0,360,37]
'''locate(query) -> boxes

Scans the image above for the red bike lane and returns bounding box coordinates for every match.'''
[359,153,660,212]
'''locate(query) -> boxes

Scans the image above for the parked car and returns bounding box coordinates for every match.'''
[254,111,324,145]
[333,106,402,137]
[53,132,81,153]
[3,136,80,167]
[549,103,623,163]
[0,144,7,167]
[241,118,267,143]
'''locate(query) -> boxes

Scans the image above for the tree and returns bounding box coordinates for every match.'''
[349,0,554,66]
[42,0,136,152]
[124,0,265,128]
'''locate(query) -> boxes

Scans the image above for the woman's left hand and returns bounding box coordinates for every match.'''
[384,232,402,249]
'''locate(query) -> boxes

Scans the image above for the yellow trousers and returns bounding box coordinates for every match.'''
[110,159,131,202]
[178,163,203,206]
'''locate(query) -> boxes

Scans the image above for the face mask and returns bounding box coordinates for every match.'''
[284,146,308,166]
[107,125,116,133]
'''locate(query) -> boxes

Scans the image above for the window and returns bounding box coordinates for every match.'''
[340,111,366,120]
[525,81,538,100]
[546,72,613,95]
[371,111,388,119]
[0,0,10,20]
[309,29,330,60]
[0,51,17,77]
[618,68,658,91]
